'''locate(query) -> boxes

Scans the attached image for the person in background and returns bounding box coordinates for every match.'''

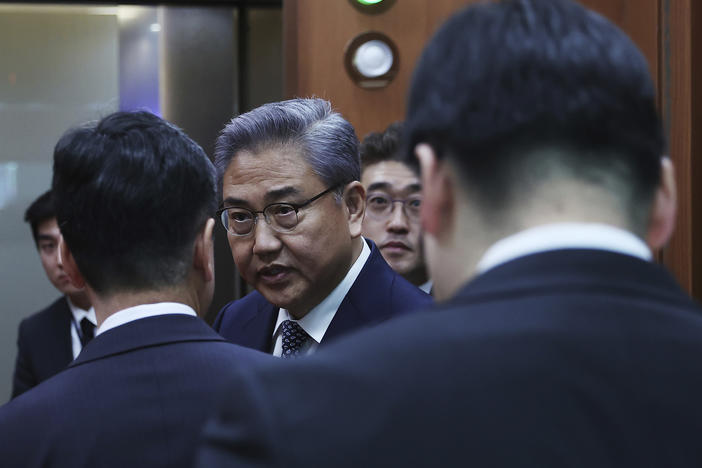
[360,122,431,293]
[212,98,431,357]
[12,189,95,398]
[196,0,702,465]
[0,111,268,468]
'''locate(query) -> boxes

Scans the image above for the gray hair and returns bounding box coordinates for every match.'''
[214,98,360,199]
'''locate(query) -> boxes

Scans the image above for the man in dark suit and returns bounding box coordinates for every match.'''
[197,1,702,466]
[12,190,95,398]
[0,111,268,468]
[213,98,430,356]
[359,122,432,293]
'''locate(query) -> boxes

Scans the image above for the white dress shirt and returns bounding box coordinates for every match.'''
[96,302,197,336]
[476,222,652,275]
[67,297,96,359]
[271,239,372,357]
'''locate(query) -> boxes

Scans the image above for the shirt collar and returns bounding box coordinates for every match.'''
[96,302,197,336]
[66,296,96,327]
[273,238,372,344]
[419,280,433,294]
[476,222,652,274]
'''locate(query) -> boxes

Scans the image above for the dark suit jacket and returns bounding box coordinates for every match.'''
[12,296,73,398]
[213,239,432,352]
[0,313,270,468]
[198,249,702,467]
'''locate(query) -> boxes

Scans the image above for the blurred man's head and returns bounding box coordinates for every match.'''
[360,122,427,286]
[52,111,217,313]
[405,0,672,300]
[214,98,366,319]
[24,190,85,299]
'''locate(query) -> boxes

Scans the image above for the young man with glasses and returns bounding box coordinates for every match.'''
[212,98,431,357]
[360,122,431,293]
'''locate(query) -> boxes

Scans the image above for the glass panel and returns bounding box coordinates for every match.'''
[0,4,119,403]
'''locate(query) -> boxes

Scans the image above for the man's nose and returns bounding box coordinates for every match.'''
[251,220,283,257]
[57,236,65,269]
[387,202,409,232]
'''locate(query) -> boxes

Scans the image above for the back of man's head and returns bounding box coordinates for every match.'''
[52,111,217,295]
[24,189,55,247]
[406,0,664,236]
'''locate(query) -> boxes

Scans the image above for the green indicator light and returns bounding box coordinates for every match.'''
[357,0,384,5]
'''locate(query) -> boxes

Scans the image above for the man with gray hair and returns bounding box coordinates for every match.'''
[212,98,430,357]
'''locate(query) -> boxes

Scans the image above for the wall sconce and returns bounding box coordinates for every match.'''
[344,31,399,89]
[348,0,397,15]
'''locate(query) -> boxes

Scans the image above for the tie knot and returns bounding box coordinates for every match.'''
[80,317,95,347]
[280,320,309,359]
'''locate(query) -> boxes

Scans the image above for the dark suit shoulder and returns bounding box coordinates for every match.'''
[12,297,73,398]
[213,292,277,352]
[1,315,273,468]
[346,242,432,319]
[19,297,71,333]
[387,270,433,314]
[213,291,269,331]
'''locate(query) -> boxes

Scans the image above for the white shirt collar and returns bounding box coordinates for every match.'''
[476,222,652,274]
[66,296,96,327]
[272,238,372,347]
[419,280,433,294]
[96,302,197,336]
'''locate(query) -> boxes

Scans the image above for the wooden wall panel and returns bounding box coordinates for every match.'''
[659,0,692,292]
[285,0,661,139]
[691,1,702,299]
[284,0,471,138]
[657,0,702,298]
[582,0,659,89]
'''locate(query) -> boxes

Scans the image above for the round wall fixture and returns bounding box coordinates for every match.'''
[348,0,397,15]
[344,31,399,89]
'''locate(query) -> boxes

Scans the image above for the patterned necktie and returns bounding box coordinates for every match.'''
[80,317,95,347]
[280,320,309,359]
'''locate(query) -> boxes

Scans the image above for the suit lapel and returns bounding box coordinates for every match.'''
[323,240,392,344]
[52,297,75,366]
[241,298,278,353]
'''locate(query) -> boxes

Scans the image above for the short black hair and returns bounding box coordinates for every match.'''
[405,0,664,233]
[52,111,217,295]
[24,189,55,247]
[360,121,418,175]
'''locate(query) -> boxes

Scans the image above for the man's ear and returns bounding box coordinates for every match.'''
[59,238,87,289]
[193,218,215,282]
[415,143,454,238]
[647,157,677,250]
[343,181,366,238]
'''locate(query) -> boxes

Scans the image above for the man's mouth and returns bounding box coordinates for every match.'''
[257,265,292,284]
[381,241,411,254]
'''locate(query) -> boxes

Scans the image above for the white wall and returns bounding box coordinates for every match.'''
[0,8,118,403]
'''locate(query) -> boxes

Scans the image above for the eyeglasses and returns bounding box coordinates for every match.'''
[217,185,340,236]
[365,193,422,221]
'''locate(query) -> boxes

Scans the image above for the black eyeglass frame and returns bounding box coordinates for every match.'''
[364,194,422,222]
[216,183,342,236]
